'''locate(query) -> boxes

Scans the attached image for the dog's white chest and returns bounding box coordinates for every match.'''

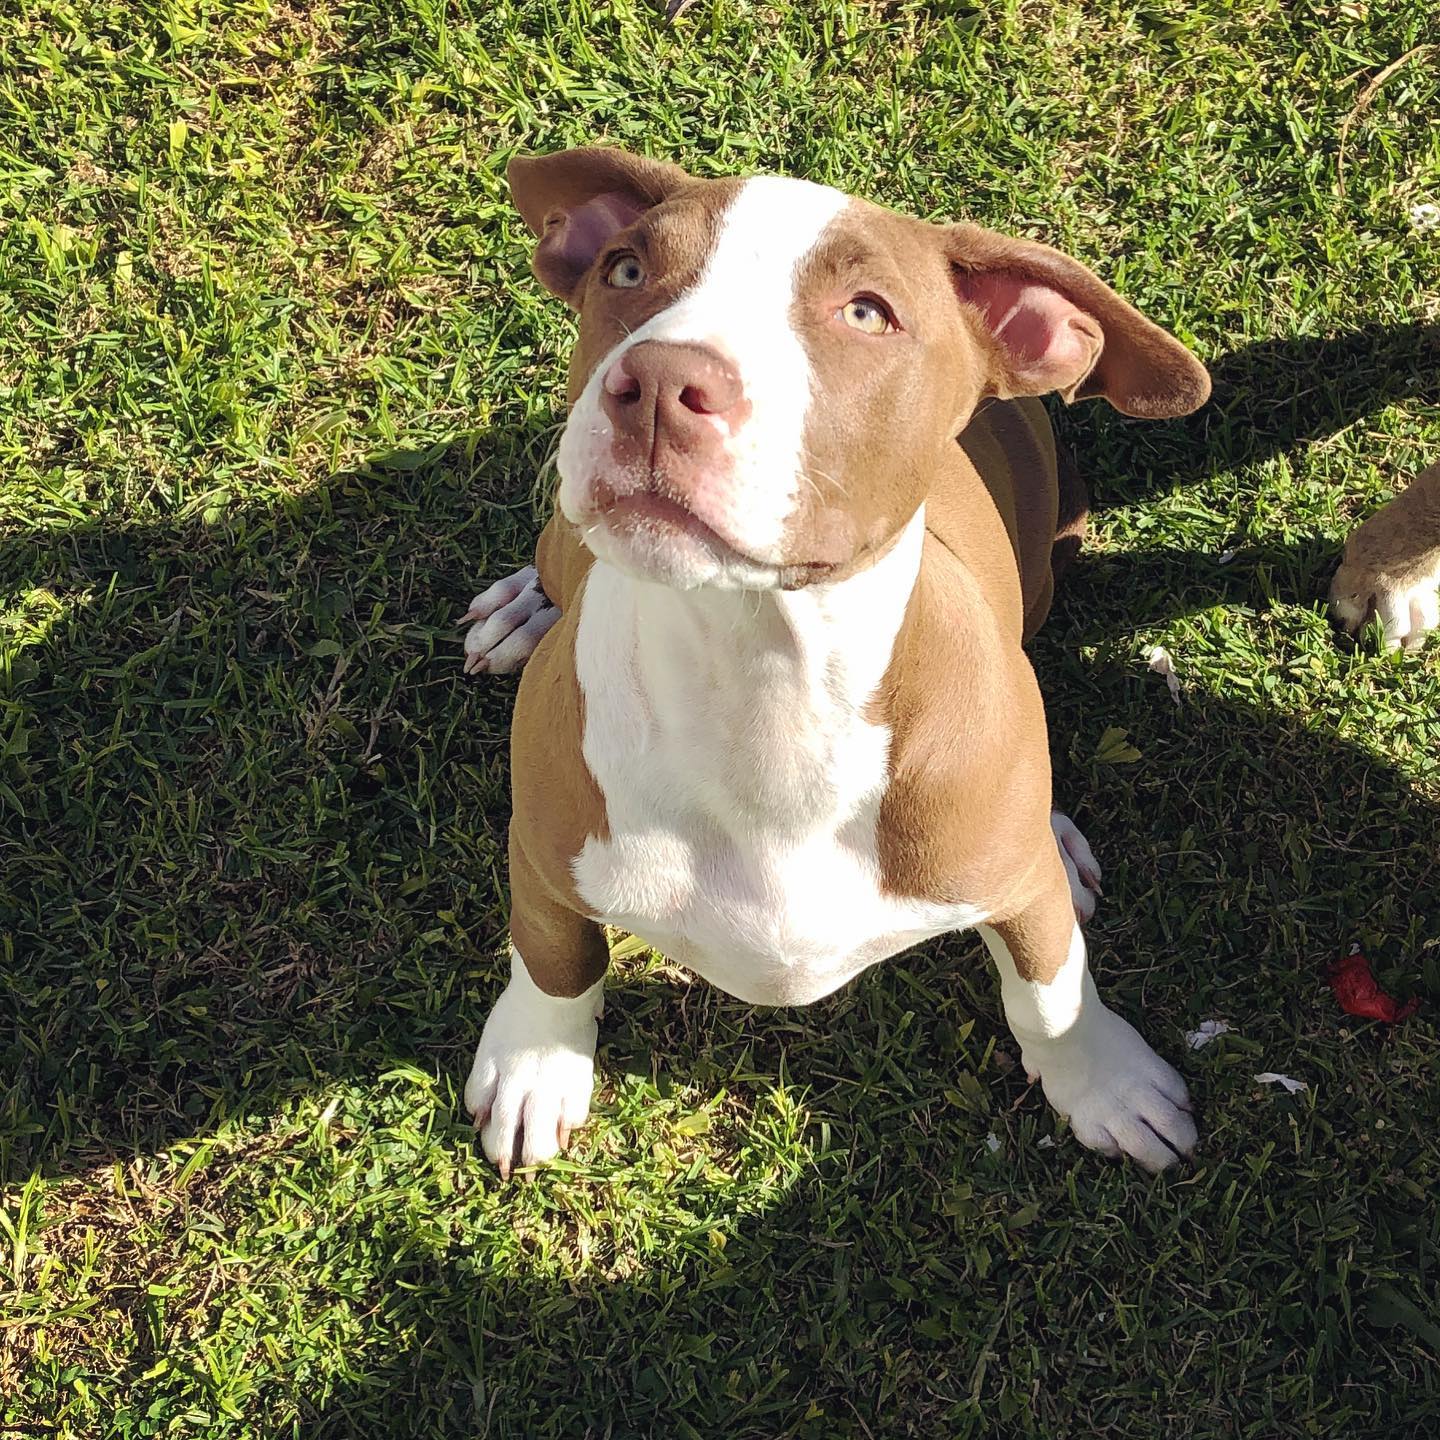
[574,821,966,1006]
[569,529,985,1006]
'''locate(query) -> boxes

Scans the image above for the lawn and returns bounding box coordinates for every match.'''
[2,0,1438,1435]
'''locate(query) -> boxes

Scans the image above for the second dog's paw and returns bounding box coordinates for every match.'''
[1051,811,1102,925]
[464,957,602,1178]
[1330,561,1440,653]
[457,565,560,674]
[1330,464,1440,654]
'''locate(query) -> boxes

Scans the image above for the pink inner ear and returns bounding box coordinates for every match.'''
[955,271,1102,394]
[542,191,647,277]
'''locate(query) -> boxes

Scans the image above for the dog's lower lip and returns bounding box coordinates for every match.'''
[594,487,746,560]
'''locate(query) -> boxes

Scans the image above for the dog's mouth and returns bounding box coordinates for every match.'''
[574,474,859,593]
[586,476,760,569]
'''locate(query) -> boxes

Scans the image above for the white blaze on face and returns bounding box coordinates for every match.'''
[556,176,851,575]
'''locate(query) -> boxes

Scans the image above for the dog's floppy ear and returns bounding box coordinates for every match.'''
[945,224,1210,419]
[508,146,694,307]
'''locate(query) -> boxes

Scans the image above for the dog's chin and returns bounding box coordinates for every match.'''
[568,488,784,592]
[581,520,784,591]
[583,528,763,590]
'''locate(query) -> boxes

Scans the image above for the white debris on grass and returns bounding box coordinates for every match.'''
[1255,1072,1309,1094]
[1217,549,1237,565]
[1146,645,1182,705]
[1185,1019,1231,1049]
[985,1132,1002,1154]
[1037,1135,1055,1150]
[1410,201,1440,232]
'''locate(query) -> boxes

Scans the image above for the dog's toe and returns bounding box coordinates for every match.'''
[1051,810,1102,924]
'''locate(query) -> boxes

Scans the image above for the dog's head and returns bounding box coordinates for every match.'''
[510,146,1210,591]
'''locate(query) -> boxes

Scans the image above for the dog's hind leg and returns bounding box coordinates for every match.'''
[458,513,597,674]
[1050,443,1089,585]
[458,565,558,673]
[1051,810,1102,924]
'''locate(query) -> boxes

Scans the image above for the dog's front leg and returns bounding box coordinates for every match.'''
[978,876,1195,1172]
[465,843,609,1177]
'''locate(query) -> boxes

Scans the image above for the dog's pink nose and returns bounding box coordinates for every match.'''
[600,342,747,456]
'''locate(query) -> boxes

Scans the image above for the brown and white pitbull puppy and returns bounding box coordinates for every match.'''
[1330,460,1440,652]
[458,147,1212,1177]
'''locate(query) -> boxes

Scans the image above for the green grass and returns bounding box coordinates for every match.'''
[2,0,1439,1434]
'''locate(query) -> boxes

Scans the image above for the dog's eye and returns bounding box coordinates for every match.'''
[839,296,896,335]
[605,255,646,289]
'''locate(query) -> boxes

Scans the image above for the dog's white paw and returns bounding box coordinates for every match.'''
[1330,464,1440,653]
[1330,562,1440,652]
[1051,811,1102,924]
[1026,1004,1195,1173]
[464,952,602,1177]
[457,565,560,674]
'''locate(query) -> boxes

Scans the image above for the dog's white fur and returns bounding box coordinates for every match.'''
[980,922,1195,1171]
[1052,810,1102,923]
[465,947,603,1172]
[1330,560,1440,651]
[460,565,559,674]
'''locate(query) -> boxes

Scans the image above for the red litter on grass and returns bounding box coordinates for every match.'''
[1328,949,1420,1024]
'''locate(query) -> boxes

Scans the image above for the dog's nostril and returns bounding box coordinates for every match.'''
[603,363,642,404]
[678,384,711,415]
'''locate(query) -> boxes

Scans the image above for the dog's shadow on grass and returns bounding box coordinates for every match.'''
[286,577,1440,1436]
[283,658,1440,1435]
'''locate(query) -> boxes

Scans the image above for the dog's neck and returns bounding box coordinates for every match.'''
[632,507,922,698]
[577,509,927,834]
